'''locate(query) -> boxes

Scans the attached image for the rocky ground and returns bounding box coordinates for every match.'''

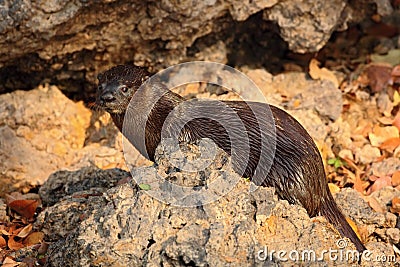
[0,1,400,266]
[0,60,399,265]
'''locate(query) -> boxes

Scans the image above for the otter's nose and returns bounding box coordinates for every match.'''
[100,92,116,103]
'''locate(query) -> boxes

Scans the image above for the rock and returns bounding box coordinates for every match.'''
[386,228,400,244]
[0,85,148,196]
[263,0,347,53]
[369,158,400,177]
[355,144,381,164]
[334,189,388,226]
[328,118,355,152]
[334,188,400,250]
[0,85,90,196]
[0,1,391,97]
[39,166,131,207]
[266,72,343,120]
[37,144,395,266]
[35,187,111,242]
[338,149,354,161]
[369,186,400,211]
[289,110,328,143]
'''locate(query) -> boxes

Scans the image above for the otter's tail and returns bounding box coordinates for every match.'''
[320,193,366,253]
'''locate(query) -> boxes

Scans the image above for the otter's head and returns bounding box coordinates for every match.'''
[96,65,150,114]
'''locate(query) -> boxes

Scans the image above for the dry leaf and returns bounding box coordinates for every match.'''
[9,224,21,235]
[8,235,25,250]
[368,175,380,182]
[363,63,393,92]
[353,120,373,137]
[367,176,392,195]
[353,174,368,194]
[393,91,400,107]
[369,125,400,146]
[2,257,19,267]
[16,224,32,238]
[367,196,386,213]
[5,192,24,204]
[23,232,45,246]
[391,65,400,84]
[37,241,49,254]
[392,65,400,76]
[293,99,301,108]
[393,111,400,131]
[371,49,400,66]
[357,225,369,244]
[392,171,400,187]
[0,235,6,248]
[342,167,356,184]
[341,157,363,172]
[309,59,339,88]
[265,215,277,235]
[379,137,400,152]
[346,217,362,240]
[8,199,38,219]
[378,116,394,125]
[1,229,11,235]
[328,183,340,194]
[391,197,400,213]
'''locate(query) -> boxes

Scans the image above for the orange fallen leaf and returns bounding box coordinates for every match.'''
[378,116,394,125]
[346,217,362,240]
[16,224,32,238]
[392,171,400,187]
[23,232,45,246]
[8,199,38,219]
[367,176,392,195]
[328,183,340,194]
[1,228,11,235]
[293,99,301,108]
[367,196,386,213]
[391,197,400,213]
[353,120,373,138]
[2,257,19,267]
[375,153,387,162]
[8,235,25,250]
[9,224,21,235]
[368,175,380,182]
[341,167,356,184]
[393,111,400,131]
[265,215,277,235]
[0,235,6,248]
[357,225,369,244]
[379,137,400,152]
[369,125,399,147]
[341,157,361,172]
[353,170,369,194]
[391,65,400,84]
[309,59,339,88]
[392,65,400,76]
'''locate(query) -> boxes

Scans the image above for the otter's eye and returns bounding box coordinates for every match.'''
[120,86,128,93]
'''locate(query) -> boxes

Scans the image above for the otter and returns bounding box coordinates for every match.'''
[96,64,366,253]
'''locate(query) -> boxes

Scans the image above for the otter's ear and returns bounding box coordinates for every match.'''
[97,73,103,81]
